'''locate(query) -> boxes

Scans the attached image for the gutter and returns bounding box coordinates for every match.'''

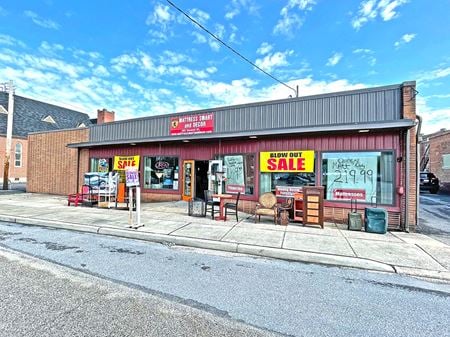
[405,128,410,232]
[416,115,422,229]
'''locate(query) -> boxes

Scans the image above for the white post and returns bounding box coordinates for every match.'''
[2,80,14,190]
[128,187,133,226]
[136,186,141,226]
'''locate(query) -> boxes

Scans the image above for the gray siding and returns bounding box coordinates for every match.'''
[89,84,402,143]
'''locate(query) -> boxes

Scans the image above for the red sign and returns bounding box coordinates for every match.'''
[226,184,245,193]
[332,188,366,200]
[275,186,303,197]
[170,113,214,135]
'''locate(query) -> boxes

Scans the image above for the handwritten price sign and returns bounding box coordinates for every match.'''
[326,157,378,202]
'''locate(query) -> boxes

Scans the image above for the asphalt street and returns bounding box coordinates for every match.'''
[418,192,450,245]
[0,247,277,337]
[1,221,449,337]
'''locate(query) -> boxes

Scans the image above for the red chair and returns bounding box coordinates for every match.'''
[67,193,82,206]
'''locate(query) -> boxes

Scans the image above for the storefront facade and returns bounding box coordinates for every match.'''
[68,81,418,230]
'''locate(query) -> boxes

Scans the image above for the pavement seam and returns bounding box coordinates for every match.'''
[281,227,287,248]
[342,234,358,258]
[167,221,192,235]
[219,221,240,241]
[414,243,448,270]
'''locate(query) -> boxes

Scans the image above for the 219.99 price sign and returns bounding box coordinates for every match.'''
[326,156,378,202]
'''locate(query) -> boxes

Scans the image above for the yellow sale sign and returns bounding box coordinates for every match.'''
[113,155,140,170]
[260,151,314,173]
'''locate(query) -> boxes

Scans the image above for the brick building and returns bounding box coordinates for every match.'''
[0,91,92,184]
[421,129,450,193]
[28,82,420,231]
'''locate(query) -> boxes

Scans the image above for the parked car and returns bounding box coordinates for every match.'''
[420,172,440,194]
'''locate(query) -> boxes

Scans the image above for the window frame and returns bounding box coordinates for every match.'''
[14,142,22,167]
[320,150,396,206]
[143,155,180,191]
[215,152,256,196]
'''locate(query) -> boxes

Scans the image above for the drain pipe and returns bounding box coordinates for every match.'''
[405,128,410,232]
[416,115,423,229]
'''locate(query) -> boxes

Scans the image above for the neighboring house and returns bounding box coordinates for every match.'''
[421,128,450,193]
[0,91,92,183]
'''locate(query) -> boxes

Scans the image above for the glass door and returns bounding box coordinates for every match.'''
[182,160,195,201]
[208,160,223,195]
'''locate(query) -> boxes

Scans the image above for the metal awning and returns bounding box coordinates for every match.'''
[68,119,416,148]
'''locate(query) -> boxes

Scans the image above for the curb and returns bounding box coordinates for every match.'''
[1,215,449,281]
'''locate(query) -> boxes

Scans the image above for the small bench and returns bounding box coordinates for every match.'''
[67,193,82,207]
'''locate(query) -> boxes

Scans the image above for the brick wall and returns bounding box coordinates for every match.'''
[429,131,450,193]
[0,136,28,182]
[402,82,417,231]
[27,128,89,195]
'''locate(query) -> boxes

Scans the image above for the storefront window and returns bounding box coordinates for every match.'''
[222,154,255,195]
[90,158,111,173]
[260,172,316,194]
[144,156,179,190]
[322,151,394,205]
[259,150,316,195]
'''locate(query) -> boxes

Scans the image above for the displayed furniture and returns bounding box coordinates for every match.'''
[212,193,233,221]
[224,192,241,222]
[293,192,304,222]
[277,197,293,225]
[364,207,388,234]
[204,190,220,219]
[67,193,82,207]
[301,186,324,228]
[81,184,98,207]
[254,192,278,224]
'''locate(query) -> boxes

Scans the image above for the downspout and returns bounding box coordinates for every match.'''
[405,128,410,232]
[416,115,422,229]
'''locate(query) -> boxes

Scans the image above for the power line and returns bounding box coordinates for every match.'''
[166,0,298,97]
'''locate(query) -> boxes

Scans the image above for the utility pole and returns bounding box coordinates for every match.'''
[2,80,14,190]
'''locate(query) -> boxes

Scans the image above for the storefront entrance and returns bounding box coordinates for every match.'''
[195,160,209,200]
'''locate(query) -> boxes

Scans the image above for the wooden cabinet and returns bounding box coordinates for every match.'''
[303,186,324,228]
[293,187,324,228]
[293,192,304,222]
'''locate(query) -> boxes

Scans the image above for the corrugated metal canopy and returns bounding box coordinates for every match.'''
[68,119,415,148]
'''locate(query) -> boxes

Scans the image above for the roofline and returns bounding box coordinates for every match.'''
[0,133,27,140]
[28,126,90,136]
[88,82,411,128]
[69,119,415,148]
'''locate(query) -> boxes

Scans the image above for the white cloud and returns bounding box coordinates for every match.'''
[352,0,408,30]
[255,50,293,72]
[394,33,416,48]
[273,0,316,36]
[225,0,259,20]
[159,50,191,65]
[24,10,60,30]
[417,66,450,83]
[192,31,207,44]
[0,34,26,48]
[352,48,376,66]
[146,4,172,26]
[257,42,273,55]
[416,96,450,134]
[111,53,140,73]
[326,52,343,66]
[189,8,210,24]
[93,65,110,77]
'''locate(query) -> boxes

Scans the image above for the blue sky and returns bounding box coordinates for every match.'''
[0,0,449,134]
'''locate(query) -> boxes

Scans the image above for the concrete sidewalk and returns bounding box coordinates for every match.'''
[0,192,449,282]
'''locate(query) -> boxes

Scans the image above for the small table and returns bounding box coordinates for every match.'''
[212,193,233,221]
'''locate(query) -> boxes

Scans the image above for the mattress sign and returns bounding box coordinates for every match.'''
[260,151,315,173]
[170,113,214,135]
